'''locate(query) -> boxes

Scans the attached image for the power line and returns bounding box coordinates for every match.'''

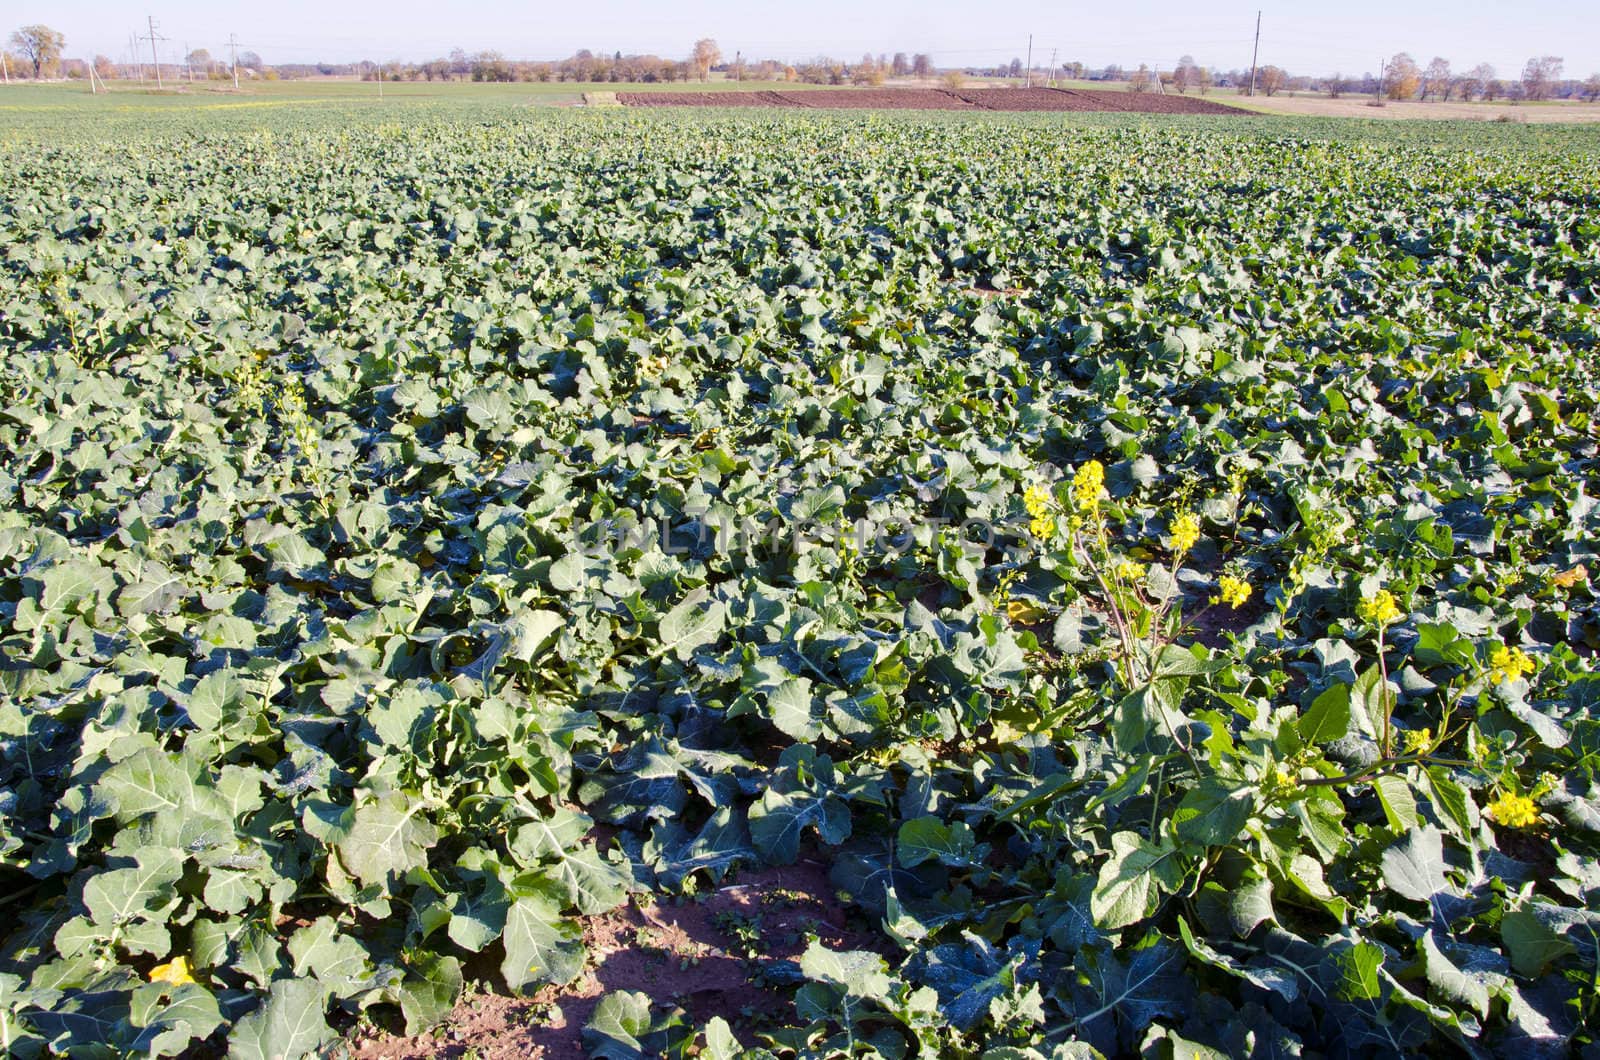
[142,15,168,88]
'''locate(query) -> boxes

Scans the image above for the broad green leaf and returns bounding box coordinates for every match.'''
[1172,779,1255,847]
[1373,773,1419,833]
[657,596,726,660]
[227,977,331,1060]
[897,816,983,868]
[501,895,585,990]
[287,917,369,989]
[1501,908,1574,977]
[766,677,821,741]
[1326,941,1384,1002]
[1298,682,1351,745]
[582,990,652,1060]
[1380,826,1449,903]
[335,795,438,888]
[800,939,894,999]
[1092,832,1182,930]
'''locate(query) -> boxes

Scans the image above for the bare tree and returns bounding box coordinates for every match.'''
[690,38,720,82]
[94,53,117,80]
[853,53,884,85]
[187,47,213,77]
[1172,54,1200,94]
[940,69,965,90]
[1384,52,1421,99]
[1129,64,1156,93]
[1259,65,1288,96]
[1585,74,1600,103]
[1422,57,1451,100]
[912,53,932,78]
[891,52,909,76]
[1465,63,1497,100]
[1521,55,1563,101]
[10,24,65,78]
[1459,63,1494,100]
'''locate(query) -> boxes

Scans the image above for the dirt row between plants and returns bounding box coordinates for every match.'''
[617,86,1248,114]
[344,862,882,1059]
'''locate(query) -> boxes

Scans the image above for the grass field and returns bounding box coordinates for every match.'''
[1,86,1599,1058]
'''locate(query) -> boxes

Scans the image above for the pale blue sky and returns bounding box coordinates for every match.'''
[22,1,1600,80]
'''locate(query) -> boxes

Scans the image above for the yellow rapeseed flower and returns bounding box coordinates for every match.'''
[1217,574,1251,608]
[1356,588,1403,627]
[1071,460,1105,512]
[1170,512,1200,555]
[148,956,195,986]
[1112,559,1147,584]
[1488,645,1537,685]
[1485,791,1539,829]
[1402,727,1433,755]
[1024,484,1055,540]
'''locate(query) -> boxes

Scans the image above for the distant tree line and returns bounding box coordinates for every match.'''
[1125,51,1600,104]
[7,23,1600,105]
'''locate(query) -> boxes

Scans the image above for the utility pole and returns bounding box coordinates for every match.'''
[87,60,98,93]
[1047,47,1057,88]
[1025,35,1033,87]
[1,52,9,84]
[1248,10,1261,96]
[132,34,145,84]
[144,16,164,88]
[1375,59,1385,104]
[184,41,194,83]
[228,34,240,90]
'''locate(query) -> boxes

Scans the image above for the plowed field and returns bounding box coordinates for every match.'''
[617,86,1247,113]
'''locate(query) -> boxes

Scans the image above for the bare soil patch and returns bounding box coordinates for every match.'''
[344,862,876,1059]
[618,86,1248,115]
[1231,93,1600,124]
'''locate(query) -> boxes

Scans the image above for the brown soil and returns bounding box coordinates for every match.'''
[344,861,875,1060]
[1230,92,1600,124]
[618,86,1248,115]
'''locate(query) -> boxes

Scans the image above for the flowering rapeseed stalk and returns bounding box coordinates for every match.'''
[1169,512,1200,555]
[1487,645,1537,685]
[1071,460,1105,515]
[1356,586,1403,756]
[1356,589,1403,627]
[1024,483,1055,540]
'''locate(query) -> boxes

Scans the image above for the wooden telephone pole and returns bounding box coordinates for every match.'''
[1248,11,1261,96]
[143,15,165,88]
